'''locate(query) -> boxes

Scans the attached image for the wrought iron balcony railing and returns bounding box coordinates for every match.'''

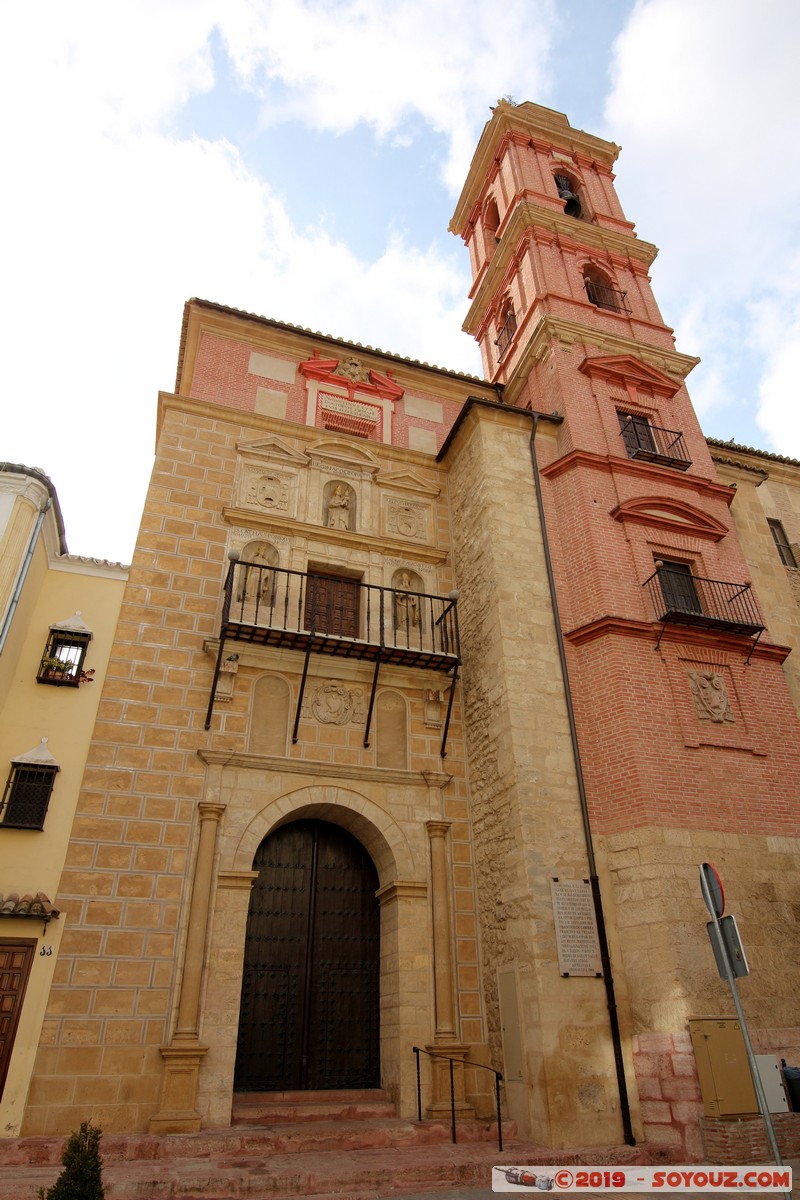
[643,565,765,650]
[619,418,692,470]
[494,310,517,357]
[584,279,631,314]
[206,558,462,753]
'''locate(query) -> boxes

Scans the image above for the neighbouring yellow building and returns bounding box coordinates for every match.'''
[0,463,127,1136]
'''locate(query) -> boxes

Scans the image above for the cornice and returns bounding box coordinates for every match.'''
[198,748,429,787]
[502,317,700,407]
[540,448,735,505]
[463,201,658,327]
[564,615,790,663]
[221,505,449,564]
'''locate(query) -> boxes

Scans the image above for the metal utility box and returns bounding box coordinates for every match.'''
[689,1019,758,1116]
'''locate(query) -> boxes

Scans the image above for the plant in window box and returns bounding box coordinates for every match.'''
[39,656,75,680]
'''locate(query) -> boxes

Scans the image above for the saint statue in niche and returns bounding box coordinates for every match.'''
[326,484,352,531]
[394,571,420,629]
[689,670,735,724]
[237,542,278,604]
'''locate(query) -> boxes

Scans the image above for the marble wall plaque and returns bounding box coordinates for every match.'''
[550,879,602,977]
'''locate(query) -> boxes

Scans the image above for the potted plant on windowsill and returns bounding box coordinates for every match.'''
[39,656,76,682]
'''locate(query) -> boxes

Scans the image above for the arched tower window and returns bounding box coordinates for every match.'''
[494,296,517,359]
[583,265,630,314]
[553,172,583,219]
[482,197,501,262]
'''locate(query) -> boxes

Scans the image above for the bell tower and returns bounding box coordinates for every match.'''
[450,102,800,1155]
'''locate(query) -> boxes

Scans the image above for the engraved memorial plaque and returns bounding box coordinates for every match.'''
[550,878,602,977]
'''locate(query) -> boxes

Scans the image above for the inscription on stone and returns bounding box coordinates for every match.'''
[550,879,602,977]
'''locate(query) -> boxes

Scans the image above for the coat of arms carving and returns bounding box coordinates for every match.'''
[244,471,289,511]
[387,499,426,541]
[688,671,735,724]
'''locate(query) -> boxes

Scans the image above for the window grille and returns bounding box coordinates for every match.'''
[37,613,93,686]
[767,519,797,568]
[1,764,58,830]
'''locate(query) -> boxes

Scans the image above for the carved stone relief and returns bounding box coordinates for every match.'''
[304,682,366,726]
[323,480,356,531]
[243,469,291,512]
[424,688,445,729]
[215,655,240,703]
[688,671,735,724]
[334,356,370,384]
[392,568,423,631]
[386,498,428,541]
[237,541,279,602]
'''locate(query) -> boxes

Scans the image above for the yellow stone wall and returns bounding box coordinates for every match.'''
[0,471,126,1137]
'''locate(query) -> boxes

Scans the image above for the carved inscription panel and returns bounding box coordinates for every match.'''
[551,879,602,977]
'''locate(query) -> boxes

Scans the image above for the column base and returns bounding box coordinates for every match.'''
[148,1042,209,1133]
[424,1040,475,1120]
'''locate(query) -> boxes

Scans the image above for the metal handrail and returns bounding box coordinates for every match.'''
[494,310,517,357]
[223,559,461,662]
[618,418,691,467]
[411,1045,504,1151]
[584,278,631,314]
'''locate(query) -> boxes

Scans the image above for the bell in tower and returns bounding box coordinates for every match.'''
[554,172,582,219]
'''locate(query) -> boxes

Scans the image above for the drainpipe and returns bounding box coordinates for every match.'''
[528,415,635,1146]
[0,500,51,656]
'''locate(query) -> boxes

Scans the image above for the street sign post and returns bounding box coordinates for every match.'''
[698,864,788,1197]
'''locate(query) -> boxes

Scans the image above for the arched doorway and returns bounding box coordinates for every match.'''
[234,820,380,1092]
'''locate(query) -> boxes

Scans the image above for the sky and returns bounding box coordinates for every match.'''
[2,0,800,564]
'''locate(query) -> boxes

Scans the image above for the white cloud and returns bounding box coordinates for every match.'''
[217,0,558,191]
[2,0,502,560]
[604,0,800,457]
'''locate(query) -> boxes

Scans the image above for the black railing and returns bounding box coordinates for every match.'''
[644,566,765,638]
[221,559,460,668]
[584,279,631,314]
[412,1046,504,1151]
[619,419,692,470]
[494,311,517,357]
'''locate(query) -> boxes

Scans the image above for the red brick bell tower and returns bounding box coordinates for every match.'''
[451,101,800,1157]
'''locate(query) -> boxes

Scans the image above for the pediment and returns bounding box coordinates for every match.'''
[612,496,728,541]
[298,351,404,401]
[236,435,308,466]
[375,470,441,498]
[305,437,381,475]
[579,354,681,398]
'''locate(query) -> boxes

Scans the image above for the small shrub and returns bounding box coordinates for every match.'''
[37,1121,105,1200]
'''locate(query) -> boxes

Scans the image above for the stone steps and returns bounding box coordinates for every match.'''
[0,1131,664,1200]
[232,1087,398,1124]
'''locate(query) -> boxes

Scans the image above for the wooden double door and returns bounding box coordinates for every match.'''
[234,820,380,1092]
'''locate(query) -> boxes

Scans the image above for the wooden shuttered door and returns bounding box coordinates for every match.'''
[234,821,380,1092]
[0,940,36,1098]
[304,572,360,638]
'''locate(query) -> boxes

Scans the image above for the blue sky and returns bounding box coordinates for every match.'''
[2,0,799,562]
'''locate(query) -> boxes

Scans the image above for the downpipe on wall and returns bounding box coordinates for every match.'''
[528,416,635,1146]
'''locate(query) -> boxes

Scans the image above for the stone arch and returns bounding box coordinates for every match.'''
[230,784,418,887]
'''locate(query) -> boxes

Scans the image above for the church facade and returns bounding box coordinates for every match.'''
[5,102,800,1159]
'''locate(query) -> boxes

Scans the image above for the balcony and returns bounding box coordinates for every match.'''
[494,310,517,358]
[643,565,765,652]
[206,558,461,751]
[584,279,631,314]
[619,418,692,471]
